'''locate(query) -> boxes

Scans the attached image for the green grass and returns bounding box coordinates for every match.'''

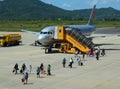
[0,20,120,32]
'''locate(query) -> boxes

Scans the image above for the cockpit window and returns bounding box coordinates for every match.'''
[44,32,47,34]
[48,32,52,34]
[40,32,52,34]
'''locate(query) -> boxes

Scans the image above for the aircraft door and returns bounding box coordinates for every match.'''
[57,26,65,40]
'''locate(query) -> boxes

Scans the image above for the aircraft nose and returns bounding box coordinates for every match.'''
[38,35,46,43]
[38,35,52,45]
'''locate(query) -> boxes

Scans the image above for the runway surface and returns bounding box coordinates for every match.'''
[0,28,120,89]
[95,27,120,34]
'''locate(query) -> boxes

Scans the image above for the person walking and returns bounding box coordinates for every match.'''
[98,47,101,57]
[62,58,66,68]
[82,54,85,61]
[40,63,44,74]
[101,48,105,56]
[47,64,51,75]
[36,66,40,78]
[22,68,29,85]
[24,72,29,84]
[77,56,81,66]
[69,58,74,68]
[13,63,19,74]
[29,65,32,73]
[96,51,99,60]
[20,63,26,74]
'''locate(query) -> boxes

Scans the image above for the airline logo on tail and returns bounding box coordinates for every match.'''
[88,5,96,25]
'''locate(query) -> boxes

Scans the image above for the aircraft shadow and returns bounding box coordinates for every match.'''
[29,44,41,47]
[95,43,120,46]
[95,43,120,50]
[45,50,60,54]
[105,49,120,50]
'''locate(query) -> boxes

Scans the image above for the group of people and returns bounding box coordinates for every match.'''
[86,47,106,60]
[62,58,74,68]
[12,47,106,85]
[13,63,29,84]
[13,63,52,84]
[62,47,106,68]
[62,56,83,68]
[87,47,106,59]
[36,63,51,78]
[13,63,27,74]
[95,47,106,60]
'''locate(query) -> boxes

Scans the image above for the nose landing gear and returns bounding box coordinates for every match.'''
[34,40,41,46]
[45,47,52,53]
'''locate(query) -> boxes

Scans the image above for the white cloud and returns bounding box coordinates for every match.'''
[96,0,120,5]
[62,3,71,8]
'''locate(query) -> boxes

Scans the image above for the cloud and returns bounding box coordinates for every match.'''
[96,0,120,5]
[62,3,71,8]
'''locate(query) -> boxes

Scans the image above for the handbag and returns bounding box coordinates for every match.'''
[21,77,25,82]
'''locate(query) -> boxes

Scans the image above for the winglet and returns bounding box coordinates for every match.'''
[88,5,96,25]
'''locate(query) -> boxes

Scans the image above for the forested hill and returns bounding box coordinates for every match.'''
[0,0,120,20]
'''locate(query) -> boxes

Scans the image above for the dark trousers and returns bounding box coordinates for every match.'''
[47,70,51,75]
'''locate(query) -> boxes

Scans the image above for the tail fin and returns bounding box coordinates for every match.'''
[88,5,96,25]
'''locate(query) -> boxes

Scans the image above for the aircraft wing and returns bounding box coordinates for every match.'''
[21,29,40,35]
[87,34,120,38]
[88,27,120,38]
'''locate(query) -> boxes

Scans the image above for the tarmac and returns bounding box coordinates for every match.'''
[0,30,120,89]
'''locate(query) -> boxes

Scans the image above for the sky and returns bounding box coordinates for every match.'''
[41,0,120,10]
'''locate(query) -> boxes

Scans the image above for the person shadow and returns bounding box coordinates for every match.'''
[23,83,34,85]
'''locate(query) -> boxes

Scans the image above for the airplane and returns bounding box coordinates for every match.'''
[22,5,96,46]
[22,5,120,47]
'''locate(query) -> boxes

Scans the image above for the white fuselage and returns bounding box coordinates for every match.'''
[38,25,96,46]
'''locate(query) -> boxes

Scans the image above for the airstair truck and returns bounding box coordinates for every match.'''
[0,34,22,47]
[57,26,94,53]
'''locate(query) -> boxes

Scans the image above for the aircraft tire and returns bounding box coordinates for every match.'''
[45,48,48,53]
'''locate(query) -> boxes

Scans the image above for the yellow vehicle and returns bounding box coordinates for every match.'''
[57,26,91,53]
[59,43,76,53]
[45,26,94,54]
[0,34,22,47]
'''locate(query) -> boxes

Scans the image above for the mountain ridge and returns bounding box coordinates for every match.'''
[0,0,119,20]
